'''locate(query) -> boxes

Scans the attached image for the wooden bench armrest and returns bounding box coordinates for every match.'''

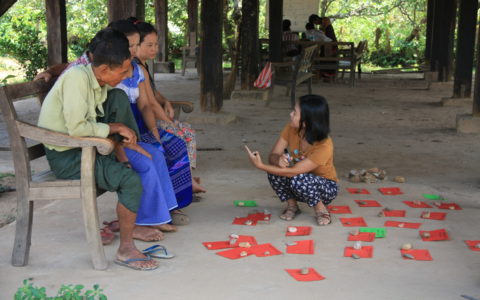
[171,101,194,114]
[271,61,295,68]
[16,121,114,155]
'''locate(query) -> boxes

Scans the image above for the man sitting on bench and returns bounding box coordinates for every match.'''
[37,29,159,271]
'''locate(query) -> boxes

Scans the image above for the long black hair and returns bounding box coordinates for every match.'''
[298,94,330,144]
[126,17,157,43]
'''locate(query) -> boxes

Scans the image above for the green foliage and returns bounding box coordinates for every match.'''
[1,74,16,86]
[14,279,107,300]
[0,13,48,80]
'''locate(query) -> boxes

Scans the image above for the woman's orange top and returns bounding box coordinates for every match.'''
[281,124,338,182]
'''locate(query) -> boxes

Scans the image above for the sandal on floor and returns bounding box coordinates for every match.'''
[279,205,301,221]
[315,211,332,226]
[142,244,175,259]
[114,255,159,271]
[171,210,190,225]
[103,220,120,232]
[100,227,115,245]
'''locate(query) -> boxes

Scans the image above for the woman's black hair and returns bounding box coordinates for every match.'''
[126,17,157,43]
[298,94,330,144]
[108,19,139,37]
[91,28,131,67]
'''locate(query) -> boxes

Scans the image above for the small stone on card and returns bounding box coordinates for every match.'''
[401,243,412,250]
[300,267,309,275]
[238,242,251,248]
[288,227,298,233]
[349,230,359,236]
[353,241,362,250]
[239,251,248,257]
[398,223,405,228]
[351,254,361,259]
[245,220,253,225]
[403,253,414,259]
[421,232,431,238]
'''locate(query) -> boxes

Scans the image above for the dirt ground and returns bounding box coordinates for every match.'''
[0,70,479,299]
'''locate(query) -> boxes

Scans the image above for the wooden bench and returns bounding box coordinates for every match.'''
[294,41,364,87]
[0,80,115,270]
[268,45,318,108]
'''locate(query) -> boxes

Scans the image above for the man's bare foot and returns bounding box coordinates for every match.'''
[116,245,159,270]
[192,179,206,193]
[133,226,164,242]
[151,223,177,232]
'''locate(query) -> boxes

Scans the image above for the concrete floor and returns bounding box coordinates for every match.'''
[0,70,479,299]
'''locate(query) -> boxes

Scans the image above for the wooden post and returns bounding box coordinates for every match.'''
[45,0,68,66]
[200,0,224,112]
[0,0,17,17]
[136,0,145,21]
[108,0,136,22]
[453,0,478,98]
[424,0,434,65]
[154,0,168,62]
[430,0,457,81]
[269,0,283,63]
[472,21,480,115]
[240,0,259,89]
[187,0,198,47]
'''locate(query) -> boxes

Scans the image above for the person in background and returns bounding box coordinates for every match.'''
[305,22,332,42]
[282,19,300,57]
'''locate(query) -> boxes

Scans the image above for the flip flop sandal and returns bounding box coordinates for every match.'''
[142,244,175,259]
[103,220,120,232]
[114,255,159,271]
[279,206,301,221]
[316,211,332,226]
[100,227,115,245]
[171,210,190,225]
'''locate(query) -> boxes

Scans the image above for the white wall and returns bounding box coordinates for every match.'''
[283,0,319,32]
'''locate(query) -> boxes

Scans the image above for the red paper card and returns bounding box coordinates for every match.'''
[216,247,253,259]
[347,188,370,195]
[355,200,382,207]
[328,205,352,214]
[344,246,373,258]
[285,268,325,281]
[230,235,258,247]
[247,212,272,222]
[378,187,403,195]
[383,210,406,217]
[403,201,432,208]
[419,229,450,241]
[286,240,314,254]
[340,217,367,227]
[202,241,231,250]
[250,243,282,257]
[348,232,376,242]
[232,217,258,226]
[385,221,421,229]
[420,211,446,220]
[434,202,462,210]
[401,249,432,261]
[285,226,312,236]
[464,240,480,252]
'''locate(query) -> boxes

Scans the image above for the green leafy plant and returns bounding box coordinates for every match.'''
[14,279,107,300]
[0,74,16,86]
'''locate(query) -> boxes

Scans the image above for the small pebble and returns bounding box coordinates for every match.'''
[330,207,338,211]
[230,234,239,239]
[401,243,412,250]
[264,251,270,255]
[351,254,361,259]
[300,267,309,275]
[207,244,212,248]
[421,232,431,238]
[422,212,431,218]
[264,216,270,221]
[239,251,248,257]
[238,242,251,248]
[413,200,421,205]
[229,238,237,245]
[353,241,362,250]
[286,242,297,246]
[245,220,253,226]
[393,176,405,183]
[288,227,298,233]
[398,223,405,228]
[434,201,441,207]
[358,201,367,205]
[449,206,455,210]
[349,230,359,236]
[403,253,415,259]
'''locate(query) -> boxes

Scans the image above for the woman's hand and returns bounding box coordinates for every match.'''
[244,145,263,168]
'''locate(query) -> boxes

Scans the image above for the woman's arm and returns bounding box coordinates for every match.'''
[138,82,161,142]
[245,145,318,177]
[139,65,173,124]
[268,136,289,167]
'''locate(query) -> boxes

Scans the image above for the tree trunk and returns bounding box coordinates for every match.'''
[240,0,259,89]
[200,0,224,112]
[108,0,136,22]
[223,0,241,98]
[46,0,68,66]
